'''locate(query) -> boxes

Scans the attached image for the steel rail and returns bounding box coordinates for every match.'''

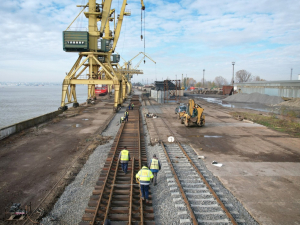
[90,122,125,224]
[177,142,238,225]
[137,106,144,224]
[143,95,237,225]
[80,96,154,225]
[102,159,120,222]
[129,157,135,224]
[161,141,198,225]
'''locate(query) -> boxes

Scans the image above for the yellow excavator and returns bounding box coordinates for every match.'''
[181,99,205,127]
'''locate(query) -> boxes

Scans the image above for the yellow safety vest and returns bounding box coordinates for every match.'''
[125,111,129,116]
[120,150,129,161]
[150,159,159,170]
[136,167,153,181]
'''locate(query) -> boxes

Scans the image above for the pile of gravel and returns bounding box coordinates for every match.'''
[41,101,130,225]
[224,93,284,105]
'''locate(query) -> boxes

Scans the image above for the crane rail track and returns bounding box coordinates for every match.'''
[142,95,238,224]
[80,95,155,225]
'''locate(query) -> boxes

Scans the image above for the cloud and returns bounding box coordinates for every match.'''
[0,0,299,83]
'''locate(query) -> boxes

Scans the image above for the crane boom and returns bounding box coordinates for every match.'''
[134,53,156,69]
[100,0,113,35]
[110,0,128,53]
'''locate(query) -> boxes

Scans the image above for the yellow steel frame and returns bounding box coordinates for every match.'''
[60,0,144,111]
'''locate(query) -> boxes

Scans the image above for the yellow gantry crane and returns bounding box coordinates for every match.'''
[60,0,145,111]
[115,51,156,95]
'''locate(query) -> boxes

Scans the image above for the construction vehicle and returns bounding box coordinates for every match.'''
[181,99,205,127]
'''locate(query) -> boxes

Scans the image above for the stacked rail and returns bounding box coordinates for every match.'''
[80,96,155,225]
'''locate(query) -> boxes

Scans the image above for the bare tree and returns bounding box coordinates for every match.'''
[235,70,252,83]
[188,78,196,87]
[214,76,228,87]
[195,82,202,87]
[253,76,266,81]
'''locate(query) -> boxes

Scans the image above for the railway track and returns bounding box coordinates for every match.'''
[141,95,243,224]
[80,96,155,225]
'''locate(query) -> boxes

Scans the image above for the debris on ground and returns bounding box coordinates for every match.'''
[212,161,223,167]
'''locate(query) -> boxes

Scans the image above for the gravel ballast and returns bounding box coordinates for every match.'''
[41,101,129,225]
[41,96,259,224]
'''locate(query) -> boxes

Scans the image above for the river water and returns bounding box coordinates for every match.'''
[0,85,88,129]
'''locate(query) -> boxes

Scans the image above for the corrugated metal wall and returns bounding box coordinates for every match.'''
[236,81,300,98]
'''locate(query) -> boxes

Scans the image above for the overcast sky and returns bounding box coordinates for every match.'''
[1,0,299,84]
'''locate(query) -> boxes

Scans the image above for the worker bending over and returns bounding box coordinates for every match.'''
[124,110,129,122]
[120,116,125,123]
[119,146,130,174]
[136,163,153,203]
[148,154,161,186]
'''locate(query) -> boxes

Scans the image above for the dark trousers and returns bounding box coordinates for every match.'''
[125,115,128,121]
[140,184,149,199]
[121,163,128,173]
[152,172,158,184]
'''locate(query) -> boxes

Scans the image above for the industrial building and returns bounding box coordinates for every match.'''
[236,80,300,98]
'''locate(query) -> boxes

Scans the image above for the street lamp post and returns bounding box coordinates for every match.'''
[291,68,293,80]
[203,69,205,87]
[232,62,235,85]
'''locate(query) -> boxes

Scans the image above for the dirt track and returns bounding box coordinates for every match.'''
[1,92,300,224]
[144,96,300,224]
[0,98,114,223]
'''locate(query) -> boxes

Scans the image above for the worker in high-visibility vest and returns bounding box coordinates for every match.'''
[120,116,125,123]
[131,103,134,110]
[118,146,130,174]
[124,110,129,122]
[136,163,154,203]
[148,154,161,186]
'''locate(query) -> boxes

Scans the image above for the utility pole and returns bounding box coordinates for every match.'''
[232,62,235,85]
[291,68,293,80]
[203,69,205,87]
[182,74,183,88]
[186,74,187,89]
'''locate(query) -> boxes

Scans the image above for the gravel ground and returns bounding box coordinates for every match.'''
[41,95,258,225]
[41,100,130,225]
[141,104,182,224]
[224,93,284,105]
[180,144,259,225]
[141,97,258,225]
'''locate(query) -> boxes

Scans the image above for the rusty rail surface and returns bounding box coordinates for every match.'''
[80,96,155,225]
[142,96,237,225]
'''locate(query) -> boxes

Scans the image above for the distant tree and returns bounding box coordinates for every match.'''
[214,76,228,87]
[188,78,196,87]
[132,82,143,86]
[235,70,252,83]
[253,76,266,81]
[195,82,202,87]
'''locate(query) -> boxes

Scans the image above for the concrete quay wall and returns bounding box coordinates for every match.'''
[0,110,62,140]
